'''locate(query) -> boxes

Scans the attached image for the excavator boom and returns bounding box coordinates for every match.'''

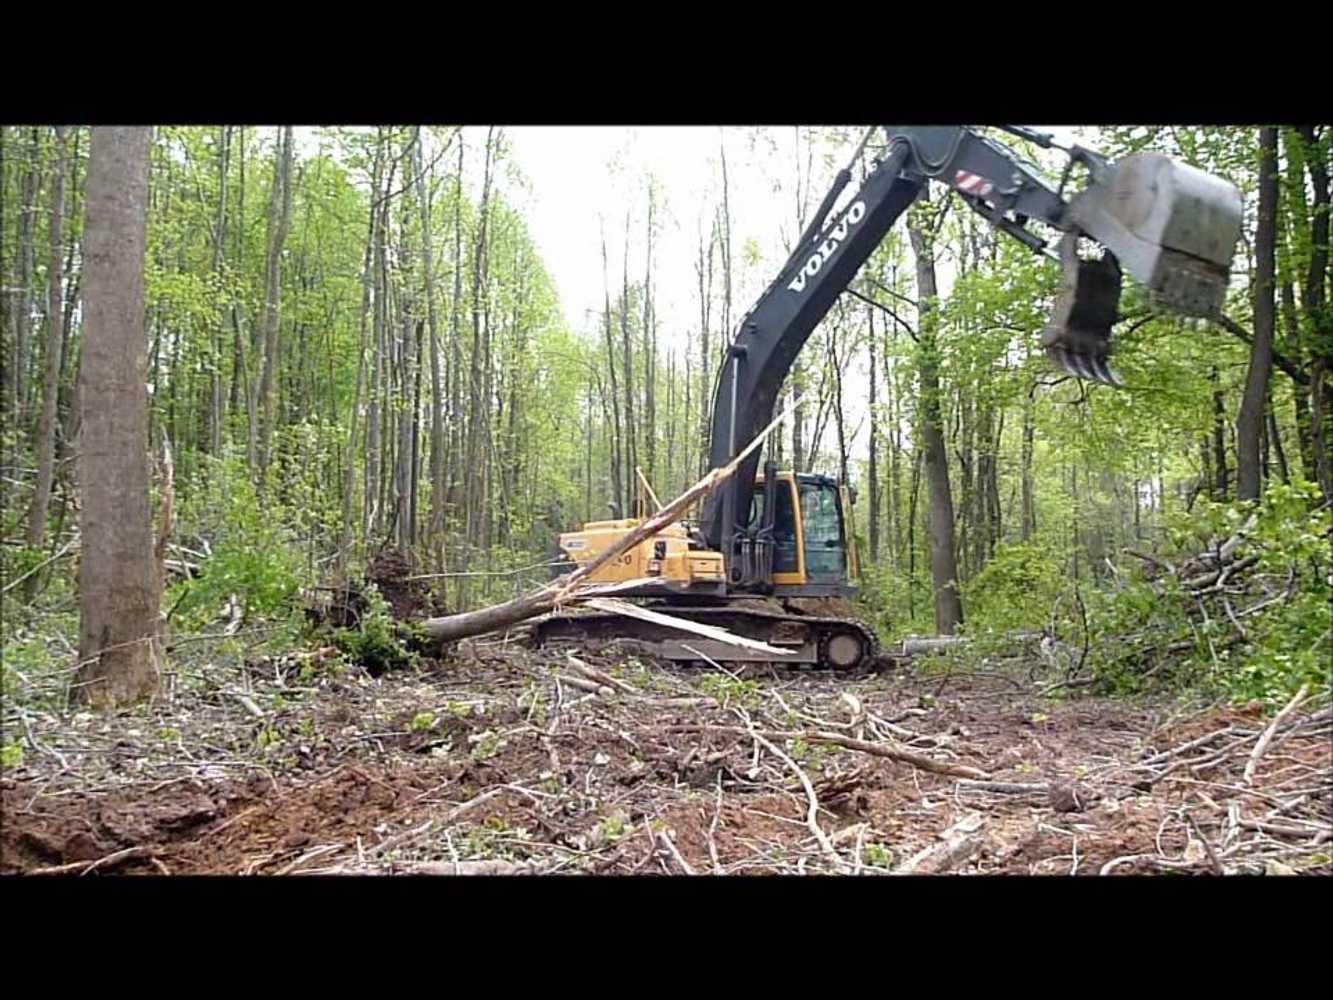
[542,126,1244,672]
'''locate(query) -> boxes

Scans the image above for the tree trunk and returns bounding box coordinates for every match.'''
[11,128,40,423]
[620,211,637,511]
[257,125,294,476]
[643,182,657,491]
[74,127,161,709]
[1237,127,1279,501]
[907,199,964,634]
[600,220,623,512]
[25,127,67,575]
[415,128,447,572]
[207,125,229,457]
[868,308,880,563]
[1211,366,1229,500]
[1298,126,1331,500]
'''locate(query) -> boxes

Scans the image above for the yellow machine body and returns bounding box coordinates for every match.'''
[555,471,857,593]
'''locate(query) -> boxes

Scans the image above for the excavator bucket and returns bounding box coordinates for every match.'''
[1042,234,1123,385]
[1047,150,1244,386]
[1069,151,1243,317]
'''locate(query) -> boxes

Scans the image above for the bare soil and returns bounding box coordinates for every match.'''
[3,636,1329,876]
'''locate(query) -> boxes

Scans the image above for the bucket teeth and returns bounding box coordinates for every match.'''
[1046,345,1122,387]
[1041,233,1125,388]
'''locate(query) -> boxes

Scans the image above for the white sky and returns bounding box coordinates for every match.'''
[498,125,1088,349]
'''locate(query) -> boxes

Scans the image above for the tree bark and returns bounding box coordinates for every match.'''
[11,129,40,423]
[414,128,447,572]
[25,127,67,574]
[868,307,880,563]
[1237,127,1279,501]
[907,199,964,634]
[257,125,294,475]
[1298,126,1331,500]
[74,127,161,709]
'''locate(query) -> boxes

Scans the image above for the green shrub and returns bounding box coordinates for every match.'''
[331,583,416,673]
[171,454,304,626]
[1087,479,1331,705]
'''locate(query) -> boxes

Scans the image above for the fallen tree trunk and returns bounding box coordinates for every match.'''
[422,398,802,644]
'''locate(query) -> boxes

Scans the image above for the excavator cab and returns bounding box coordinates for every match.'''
[749,472,858,596]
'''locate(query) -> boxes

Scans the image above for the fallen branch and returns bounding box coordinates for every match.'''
[1244,684,1311,785]
[667,724,989,780]
[389,859,539,876]
[896,814,988,874]
[748,727,846,873]
[28,845,157,876]
[420,396,802,645]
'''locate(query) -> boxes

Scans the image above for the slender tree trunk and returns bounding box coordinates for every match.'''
[1267,386,1290,484]
[257,125,294,476]
[1297,126,1331,500]
[74,127,161,709]
[1211,366,1229,500]
[620,211,637,510]
[1021,381,1036,541]
[696,213,715,473]
[907,199,963,634]
[907,446,922,622]
[207,126,229,456]
[643,182,657,491]
[1237,127,1279,501]
[868,308,880,563]
[414,128,447,572]
[12,129,40,423]
[465,127,495,547]
[445,137,465,526]
[25,127,67,573]
[600,220,623,512]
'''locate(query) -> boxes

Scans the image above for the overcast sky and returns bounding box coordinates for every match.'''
[497,125,1087,346]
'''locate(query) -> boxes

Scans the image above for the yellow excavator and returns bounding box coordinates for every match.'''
[537,126,1244,670]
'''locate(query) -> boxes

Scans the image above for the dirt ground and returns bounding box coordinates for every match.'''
[3,634,1329,876]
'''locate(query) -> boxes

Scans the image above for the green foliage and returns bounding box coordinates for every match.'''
[697,671,761,709]
[863,842,892,867]
[1087,480,1331,704]
[470,730,504,762]
[170,453,304,625]
[961,541,1064,635]
[0,743,24,768]
[331,583,416,673]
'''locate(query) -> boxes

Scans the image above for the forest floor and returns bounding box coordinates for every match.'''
[3,631,1330,877]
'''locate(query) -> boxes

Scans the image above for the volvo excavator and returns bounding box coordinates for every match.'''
[535,126,1244,671]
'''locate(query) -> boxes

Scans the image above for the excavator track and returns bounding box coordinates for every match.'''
[531,602,881,672]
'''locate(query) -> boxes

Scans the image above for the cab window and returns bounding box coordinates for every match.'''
[749,481,799,573]
[799,482,846,578]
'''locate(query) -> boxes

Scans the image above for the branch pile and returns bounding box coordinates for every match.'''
[1111,506,1327,684]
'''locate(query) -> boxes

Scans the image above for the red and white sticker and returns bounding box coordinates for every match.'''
[954,170,994,198]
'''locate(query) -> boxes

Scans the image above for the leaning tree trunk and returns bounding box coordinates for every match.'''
[74,127,161,709]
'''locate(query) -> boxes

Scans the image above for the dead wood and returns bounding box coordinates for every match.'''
[420,397,801,645]
[666,723,989,780]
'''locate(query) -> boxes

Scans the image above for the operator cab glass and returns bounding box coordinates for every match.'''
[748,479,799,573]
[799,479,847,580]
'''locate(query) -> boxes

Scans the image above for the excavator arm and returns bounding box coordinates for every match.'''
[698,126,1243,586]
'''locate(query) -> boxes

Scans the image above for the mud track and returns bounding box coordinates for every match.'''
[4,640,1329,876]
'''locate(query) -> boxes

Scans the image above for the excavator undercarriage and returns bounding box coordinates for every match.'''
[533,599,882,671]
